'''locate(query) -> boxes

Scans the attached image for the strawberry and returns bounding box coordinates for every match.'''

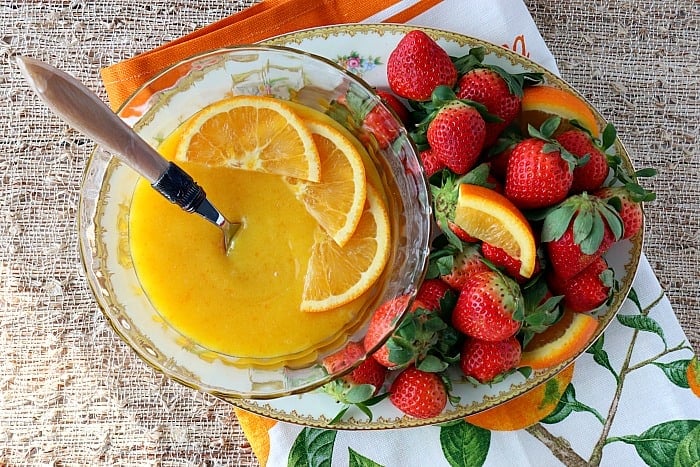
[434,242,490,290]
[376,89,410,125]
[542,192,623,281]
[322,341,389,422]
[389,366,448,418]
[415,278,454,313]
[363,295,411,364]
[387,30,457,101]
[549,256,614,313]
[460,336,522,384]
[595,185,650,239]
[419,148,446,178]
[504,117,579,209]
[364,296,450,370]
[335,90,401,149]
[452,47,541,147]
[323,341,387,391]
[362,104,400,149]
[556,128,610,193]
[486,124,522,179]
[456,68,521,147]
[427,101,486,174]
[451,269,524,342]
[488,144,514,180]
[481,242,541,284]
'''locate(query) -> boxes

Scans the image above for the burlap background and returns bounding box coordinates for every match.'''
[0,1,697,465]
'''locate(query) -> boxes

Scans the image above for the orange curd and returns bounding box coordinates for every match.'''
[128,98,389,365]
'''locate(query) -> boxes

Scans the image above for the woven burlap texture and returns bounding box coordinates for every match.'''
[0,0,697,465]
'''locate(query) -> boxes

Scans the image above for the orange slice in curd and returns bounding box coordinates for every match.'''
[288,120,367,247]
[301,185,390,312]
[453,184,537,278]
[175,95,321,181]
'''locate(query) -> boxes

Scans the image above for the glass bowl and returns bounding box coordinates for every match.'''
[78,45,432,399]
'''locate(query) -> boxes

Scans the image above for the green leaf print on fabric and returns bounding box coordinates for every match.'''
[617,313,667,348]
[288,428,337,467]
[440,421,490,467]
[348,447,384,467]
[651,359,691,389]
[586,334,620,383]
[606,420,700,467]
[540,382,605,424]
[674,423,700,467]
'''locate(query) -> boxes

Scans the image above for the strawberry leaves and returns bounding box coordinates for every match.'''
[452,46,544,98]
[519,276,564,347]
[384,307,459,372]
[542,193,624,255]
[528,116,583,171]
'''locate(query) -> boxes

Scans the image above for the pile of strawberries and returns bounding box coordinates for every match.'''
[322,30,655,421]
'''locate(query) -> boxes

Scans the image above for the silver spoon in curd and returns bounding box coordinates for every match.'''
[16,55,240,253]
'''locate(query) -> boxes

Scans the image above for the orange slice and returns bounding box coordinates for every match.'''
[285,101,386,199]
[465,363,575,430]
[301,184,390,312]
[687,357,700,398]
[519,85,600,137]
[287,120,367,247]
[520,308,599,369]
[174,95,321,181]
[453,184,537,278]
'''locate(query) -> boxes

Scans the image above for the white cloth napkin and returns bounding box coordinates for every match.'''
[261,1,700,465]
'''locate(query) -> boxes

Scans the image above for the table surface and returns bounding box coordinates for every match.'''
[1,0,697,464]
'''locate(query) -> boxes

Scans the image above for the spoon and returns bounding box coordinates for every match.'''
[16,55,240,253]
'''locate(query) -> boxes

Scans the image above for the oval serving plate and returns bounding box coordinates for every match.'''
[214,24,644,430]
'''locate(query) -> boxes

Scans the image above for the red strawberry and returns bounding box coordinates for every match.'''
[323,340,365,374]
[456,68,521,147]
[504,137,574,209]
[504,117,582,209]
[416,279,453,313]
[547,225,616,282]
[488,145,514,180]
[542,193,623,281]
[594,186,646,239]
[439,242,490,290]
[451,269,523,341]
[460,336,522,384]
[427,101,486,174]
[387,30,457,101]
[364,297,447,369]
[419,148,446,178]
[550,257,614,313]
[345,355,388,391]
[363,295,413,364]
[556,129,610,193]
[323,341,387,391]
[362,102,401,149]
[389,366,448,418]
[481,242,541,284]
[376,89,410,125]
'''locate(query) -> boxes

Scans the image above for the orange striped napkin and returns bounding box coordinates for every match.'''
[100,0,449,109]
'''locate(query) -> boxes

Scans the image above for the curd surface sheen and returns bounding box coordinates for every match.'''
[129,152,366,362]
